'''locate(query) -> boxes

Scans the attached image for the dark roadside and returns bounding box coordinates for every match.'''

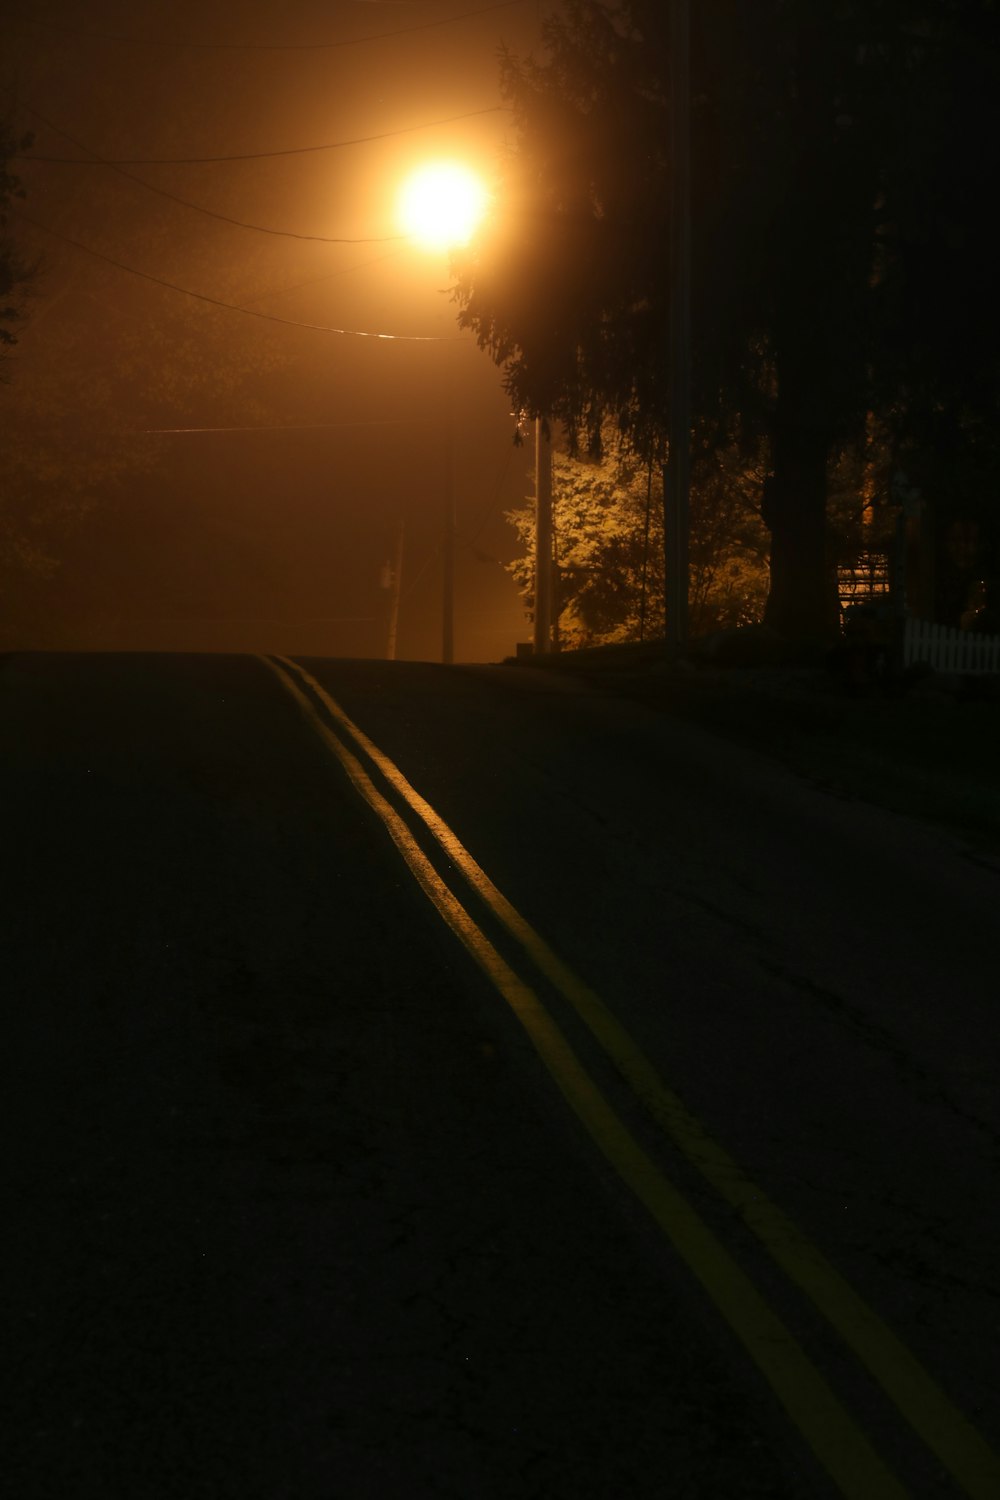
[504,635,1000,857]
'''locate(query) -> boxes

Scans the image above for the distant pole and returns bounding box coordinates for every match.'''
[665,0,691,654]
[386,517,404,661]
[442,415,455,664]
[533,416,553,654]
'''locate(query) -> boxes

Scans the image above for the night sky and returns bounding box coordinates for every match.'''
[4,0,542,661]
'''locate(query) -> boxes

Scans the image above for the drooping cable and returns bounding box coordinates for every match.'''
[17,104,505,167]
[18,107,405,244]
[11,0,527,53]
[17,211,466,341]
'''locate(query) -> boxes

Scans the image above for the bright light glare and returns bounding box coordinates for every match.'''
[398,163,489,250]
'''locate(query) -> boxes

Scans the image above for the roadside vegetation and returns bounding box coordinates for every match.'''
[523,637,1000,852]
[454,1,1000,646]
[504,424,771,646]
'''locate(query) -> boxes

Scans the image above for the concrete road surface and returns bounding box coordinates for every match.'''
[2,651,998,1499]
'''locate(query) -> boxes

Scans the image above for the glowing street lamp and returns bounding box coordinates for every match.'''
[397,162,489,663]
[398,161,489,251]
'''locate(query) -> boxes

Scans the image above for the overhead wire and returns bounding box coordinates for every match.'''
[10,3,527,634]
[16,210,467,341]
[236,247,408,309]
[399,539,444,605]
[399,429,522,609]
[460,434,519,552]
[11,0,528,52]
[18,106,408,245]
[142,419,434,433]
[16,104,506,166]
[122,614,379,626]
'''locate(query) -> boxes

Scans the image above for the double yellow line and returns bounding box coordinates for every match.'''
[262,652,999,1500]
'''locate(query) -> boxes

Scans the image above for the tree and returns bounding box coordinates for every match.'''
[453,2,668,455]
[0,136,288,626]
[1,116,38,373]
[506,448,662,647]
[744,1,1000,635]
[453,0,869,640]
[505,424,769,647]
[867,1,1000,624]
[454,1,1000,643]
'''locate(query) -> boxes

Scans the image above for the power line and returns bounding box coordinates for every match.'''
[399,432,520,605]
[236,247,407,309]
[19,105,406,244]
[142,420,433,433]
[16,104,506,167]
[11,0,527,53]
[17,211,466,341]
[20,415,447,437]
[463,434,519,546]
[124,615,379,626]
[399,539,444,606]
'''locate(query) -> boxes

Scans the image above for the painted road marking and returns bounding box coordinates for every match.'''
[263,653,1000,1498]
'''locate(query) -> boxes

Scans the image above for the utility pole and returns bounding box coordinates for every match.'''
[442,415,455,665]
[665,0,691,655]
[385,517,404,661]
[533,416,553,655]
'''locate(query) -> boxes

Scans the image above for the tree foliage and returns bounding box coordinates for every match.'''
[1,117,38,372]
[453,0,669,458]
[454,1,1000,640]
[0,137,288,597]
[506,425,769,647]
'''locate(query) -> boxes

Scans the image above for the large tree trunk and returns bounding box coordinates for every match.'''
[762,407,839,643]
[753,15,875,647]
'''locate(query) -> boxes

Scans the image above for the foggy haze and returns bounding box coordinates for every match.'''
[3,0,541,660]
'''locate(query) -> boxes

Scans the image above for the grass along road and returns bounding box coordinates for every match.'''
[516,646,1000,855]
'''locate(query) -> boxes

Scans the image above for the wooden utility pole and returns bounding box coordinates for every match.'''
[385,517,404,661]
[665,0,691,654]
[533,416,553,655]
[442,416,455,664]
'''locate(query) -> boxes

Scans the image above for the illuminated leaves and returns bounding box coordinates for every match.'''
[507,428,770,647]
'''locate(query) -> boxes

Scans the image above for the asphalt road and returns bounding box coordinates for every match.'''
[2,651,998,1499]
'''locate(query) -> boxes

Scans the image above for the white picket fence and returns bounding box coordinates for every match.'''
[903,616,1000,674]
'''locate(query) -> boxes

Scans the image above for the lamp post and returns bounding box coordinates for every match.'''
[398,161,489,665]
[665,0,691,655]
[442,412,456,664]
[533,417,553,655]
[385,516,405,661]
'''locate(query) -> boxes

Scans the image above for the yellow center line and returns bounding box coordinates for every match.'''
[261,652,907,1499]
[264,653,1000,1497]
